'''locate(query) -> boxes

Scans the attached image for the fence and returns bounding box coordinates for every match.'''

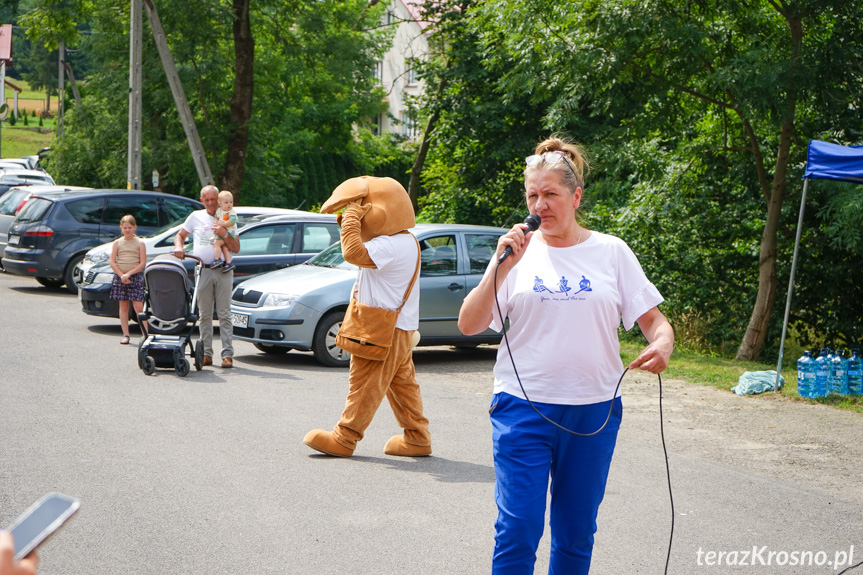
[4,97,49,116]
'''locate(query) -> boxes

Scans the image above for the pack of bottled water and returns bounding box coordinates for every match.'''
[798,348,862,398]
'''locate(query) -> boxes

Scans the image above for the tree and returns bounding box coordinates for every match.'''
[26,0,397,206]
[465,0,863,360]
[19,40,56,113]
[220,0,253,201]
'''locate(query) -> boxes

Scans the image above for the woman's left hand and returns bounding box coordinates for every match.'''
[629,339,673,374]
[630,307,674,374]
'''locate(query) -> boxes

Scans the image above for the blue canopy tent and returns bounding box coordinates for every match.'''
[774,140,863,390]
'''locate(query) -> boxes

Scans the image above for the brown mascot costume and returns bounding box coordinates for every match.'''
[303,176,431,457]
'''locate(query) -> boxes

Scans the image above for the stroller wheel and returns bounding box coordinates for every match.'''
[176,358,191,377]
[194,341,204,371]
[142,356,156,375]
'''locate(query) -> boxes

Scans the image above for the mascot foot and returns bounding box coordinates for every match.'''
[303,429,354,457]
[384,434,431,457]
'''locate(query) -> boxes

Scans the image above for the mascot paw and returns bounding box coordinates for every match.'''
[303,429,354,457]
[337,201,373,226]
[384,434,431,457]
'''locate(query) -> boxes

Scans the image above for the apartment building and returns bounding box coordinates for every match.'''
[374,0,429,140]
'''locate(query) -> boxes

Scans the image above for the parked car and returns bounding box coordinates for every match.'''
[0,168,55,186]
[229,223,507,367]
[0,185,91,267]
[22,155,41,170]
[77,206,307,275]
[2,189,203,293]
[0,160,34,172]
[78,211,340,320]
[0,178,53,199]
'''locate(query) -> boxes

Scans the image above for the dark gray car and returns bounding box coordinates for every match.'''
[0,185,91,267]
[2,189,202,293]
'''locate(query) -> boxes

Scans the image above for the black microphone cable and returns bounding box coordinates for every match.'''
[492,261,675,574]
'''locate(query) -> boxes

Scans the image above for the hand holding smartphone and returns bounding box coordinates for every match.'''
[5,493,80,561]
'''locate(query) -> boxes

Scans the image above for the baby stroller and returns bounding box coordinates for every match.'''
[137,254,204,376]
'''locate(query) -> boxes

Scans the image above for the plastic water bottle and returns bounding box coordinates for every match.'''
[814,348,830,397]
[830,349,849,395]
[796,351,815,398]
[825,349,835,393]
[848,349,863,396]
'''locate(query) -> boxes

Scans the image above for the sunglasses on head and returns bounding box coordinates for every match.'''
[525,151,577,180]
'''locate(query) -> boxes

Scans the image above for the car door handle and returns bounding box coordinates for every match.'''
[448,282,464,291]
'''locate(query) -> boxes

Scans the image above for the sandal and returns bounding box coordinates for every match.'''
[120,335,130,345]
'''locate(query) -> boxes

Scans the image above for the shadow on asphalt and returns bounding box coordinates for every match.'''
[413,346,498,364]
[306,453,495,483]
[8,284,76,298]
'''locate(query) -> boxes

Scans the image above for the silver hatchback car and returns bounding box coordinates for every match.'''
[229,223,507,367]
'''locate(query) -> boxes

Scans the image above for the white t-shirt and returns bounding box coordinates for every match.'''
[353,233,420,331]
[489,231,664,405]
[182,209,218,265]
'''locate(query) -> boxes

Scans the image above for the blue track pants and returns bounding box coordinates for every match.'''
[489,392,622,575]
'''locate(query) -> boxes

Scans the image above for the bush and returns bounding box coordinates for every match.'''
[7,114,15,126]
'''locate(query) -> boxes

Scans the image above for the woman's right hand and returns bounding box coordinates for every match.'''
[495,221,536,269]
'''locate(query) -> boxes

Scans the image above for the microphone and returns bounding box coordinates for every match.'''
[498,213,541,264]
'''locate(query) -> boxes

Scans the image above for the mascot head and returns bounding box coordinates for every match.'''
[321,176,416,242]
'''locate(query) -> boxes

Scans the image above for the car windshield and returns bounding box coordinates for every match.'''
[0,190,29,215]
[147,218,185,238]
[307,241,347,268]
[13,197,52,223]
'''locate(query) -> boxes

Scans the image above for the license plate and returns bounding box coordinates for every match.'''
[230,312,249,328]
[8,235,19,246]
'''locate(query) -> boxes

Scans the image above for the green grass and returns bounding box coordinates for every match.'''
[13,84,47,101]
[620,341,863,413]
[0,124,54,158]
[0,78,57,158]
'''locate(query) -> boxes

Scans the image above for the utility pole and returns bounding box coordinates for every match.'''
[0,24,10,159]
[143,0,214,187]
[0,59,5,158]
[128,0,143,189]
[57,42,65,137]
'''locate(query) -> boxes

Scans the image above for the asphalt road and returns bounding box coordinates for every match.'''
[1,270,861,574]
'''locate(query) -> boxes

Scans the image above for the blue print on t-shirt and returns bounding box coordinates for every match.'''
[534,274,592,298]
[533,276,555,293]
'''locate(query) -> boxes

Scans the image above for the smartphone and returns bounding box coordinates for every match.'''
[6,492,80,561]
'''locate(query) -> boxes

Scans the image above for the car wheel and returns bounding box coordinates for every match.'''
[35,276,64,288]
[454,344,479,351]
[312,310,351,368]
[63,254,85,294]
[253,343,292,354]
